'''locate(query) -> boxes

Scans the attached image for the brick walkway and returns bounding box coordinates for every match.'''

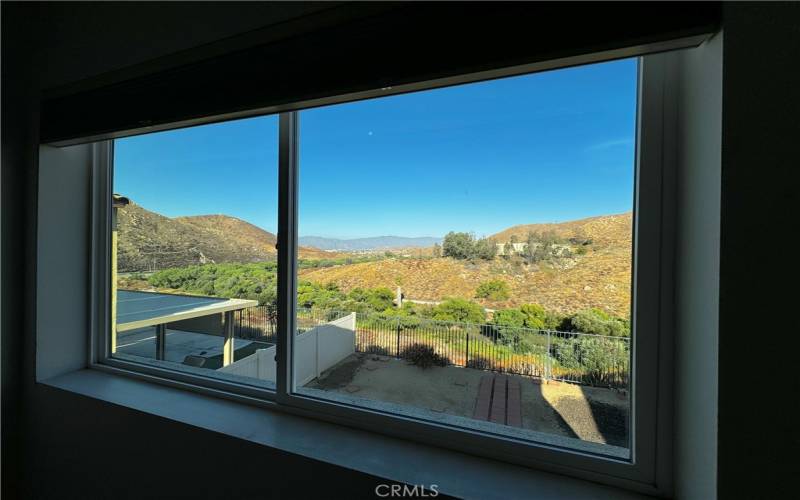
[473,373,522,427]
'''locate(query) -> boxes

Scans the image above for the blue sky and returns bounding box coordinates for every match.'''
[114,58,637,239]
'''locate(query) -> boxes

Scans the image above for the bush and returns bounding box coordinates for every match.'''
[348,287,395,311]
[475,279,510,300]
[519,303,547,329]
[433,298,486,324]
[552,336,629,386]
[399,343,449,369]
[492,308,526,328]
[566,308,630,337]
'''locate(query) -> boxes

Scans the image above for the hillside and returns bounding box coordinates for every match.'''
[299,235,442,251]
[117,203,276,271]
[177,214,277,255]
[117,203,338,271]
[491,212,632,247]
[300,213,633,317]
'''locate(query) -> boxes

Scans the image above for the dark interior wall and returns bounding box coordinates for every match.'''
[1,3,375,499]
[3,2,800,499]
[718,4,800,498]
[1,4,42,498]
[34,1,336,90]
[26,385,397,500]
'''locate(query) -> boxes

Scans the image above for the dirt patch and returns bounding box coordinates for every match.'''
[311,355,367,390]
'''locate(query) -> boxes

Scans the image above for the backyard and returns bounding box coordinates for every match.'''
[306,352,629,448]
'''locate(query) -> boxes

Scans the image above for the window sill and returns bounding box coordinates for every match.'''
[41,369,648,500]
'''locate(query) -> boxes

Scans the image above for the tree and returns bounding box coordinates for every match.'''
[442,232,496,261]
[524,231,538,264]
[519,303,547,329]
[442,232,475,260]
[473,237,497,260]
[432,243,442,257]
[432,298,486,323]
[506,234,519,257]
[475,279,510,300]
[492,308,526,328]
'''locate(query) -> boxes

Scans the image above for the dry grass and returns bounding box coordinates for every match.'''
[300,213,632,317]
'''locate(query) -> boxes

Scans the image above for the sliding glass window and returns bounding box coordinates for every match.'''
[110,116,280,391]
[291,58,637,458]
[100,53,673,487]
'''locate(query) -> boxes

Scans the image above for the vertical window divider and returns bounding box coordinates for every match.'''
[276,112,299,402]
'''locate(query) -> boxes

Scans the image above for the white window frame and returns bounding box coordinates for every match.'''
[90,51,677,495]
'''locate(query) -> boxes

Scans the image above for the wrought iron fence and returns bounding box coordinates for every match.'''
[234,306,349,344]
[233,306,629,388]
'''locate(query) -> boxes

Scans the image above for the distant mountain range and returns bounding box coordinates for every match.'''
[298,235,442,251]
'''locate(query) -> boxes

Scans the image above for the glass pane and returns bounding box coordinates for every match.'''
[111,116,279,390]
[294,59,636,457]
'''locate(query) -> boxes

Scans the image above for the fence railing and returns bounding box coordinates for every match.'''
[233,306,629,388]
[234,306,349,344]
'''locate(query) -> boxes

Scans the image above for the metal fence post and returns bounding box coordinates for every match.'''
[465,330,470,366]
[396,316,401,358]
[545,330,551,381]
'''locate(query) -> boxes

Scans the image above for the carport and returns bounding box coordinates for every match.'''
[115,290,258,367]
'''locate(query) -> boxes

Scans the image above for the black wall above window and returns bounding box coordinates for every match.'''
[41,2,720,145]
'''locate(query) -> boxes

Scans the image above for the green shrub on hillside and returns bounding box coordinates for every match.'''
[432,298,486,324]
[492,308,526,328]
[519,303,547,329]
[475,279,511,300]
[348,287,395,311]
[566,308,630,337]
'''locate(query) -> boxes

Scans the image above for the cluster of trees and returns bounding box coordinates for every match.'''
[438,229,589,264]
[503,230,577,264]
[492,304,629,337]
[441,232,496,260]
[148,262,279,306]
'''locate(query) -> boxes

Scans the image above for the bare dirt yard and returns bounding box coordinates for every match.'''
[307,353,628,447]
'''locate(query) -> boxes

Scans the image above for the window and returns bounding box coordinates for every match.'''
[107,115,280,392]
[292,59,636,457]
[95,54,674,491]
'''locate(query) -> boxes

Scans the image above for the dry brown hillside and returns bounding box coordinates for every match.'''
[300,213,633,317]
[117,203,275,271]
[118,202,346,271]
[491,212,632,247]
[178,214,277,255]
